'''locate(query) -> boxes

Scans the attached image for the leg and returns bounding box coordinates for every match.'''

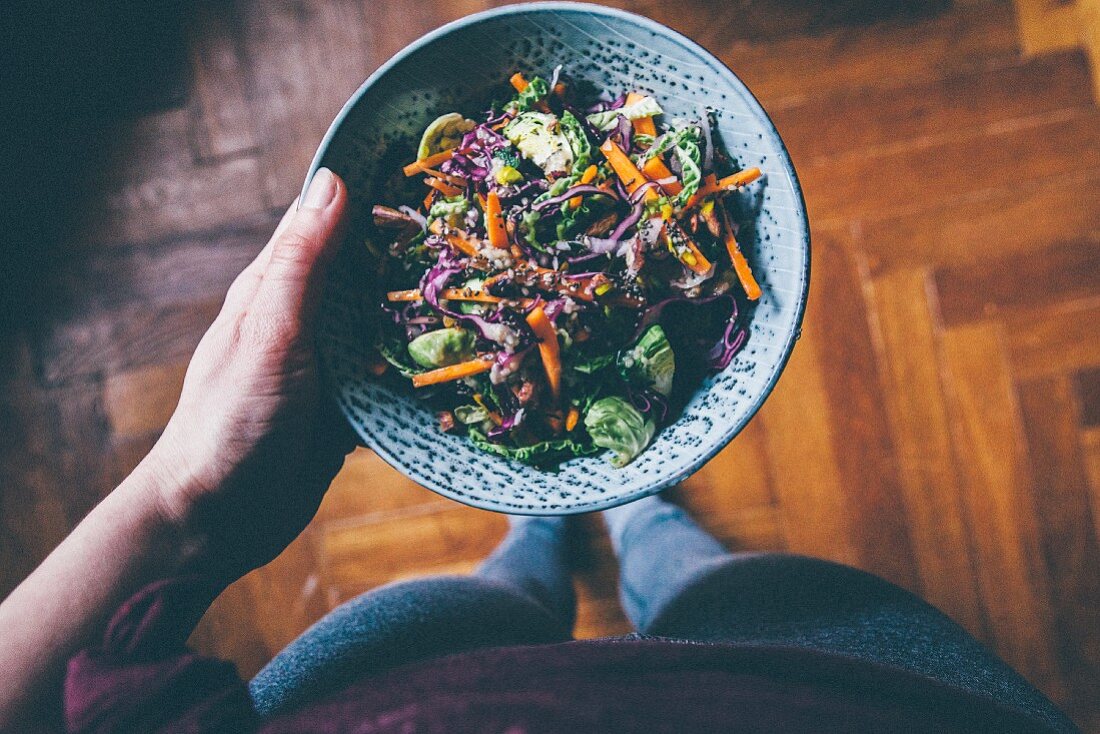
[250,517,576,717]
[603,496,1074,734]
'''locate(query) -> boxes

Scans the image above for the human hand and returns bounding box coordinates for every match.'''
[147,167,355,579]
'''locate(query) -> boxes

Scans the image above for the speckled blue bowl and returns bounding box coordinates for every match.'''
[307,1,809,515]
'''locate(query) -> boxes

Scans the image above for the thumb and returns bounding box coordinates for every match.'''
[252,167,347,325]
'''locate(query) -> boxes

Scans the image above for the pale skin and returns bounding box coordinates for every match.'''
[0,168,354,731]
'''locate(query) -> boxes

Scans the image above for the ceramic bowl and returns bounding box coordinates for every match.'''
[307,1,810,514]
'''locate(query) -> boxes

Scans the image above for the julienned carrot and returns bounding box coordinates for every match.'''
[717,167,762,190]
[641,155,682,196]
[570,164,599,209]
[411,358,494,388]
[420,167,466,188]
[666,221,712,276]
[428,220,481,257]
[510,72,529,92]
[625,92,657,137]
[485,191,508,249]
[600,139,658,203]
[565,406,580,432]
[719,205,761,301]
[424,177,462,197]
[526,305,562,400]
[386,288,532,306]
[403,149,454,176]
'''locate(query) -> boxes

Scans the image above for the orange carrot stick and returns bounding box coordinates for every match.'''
[485,191,508,249]
[411,358,494,388]
[570,164,599,209]
[717,167,762,190]
[641,155,682,196]
[665,221,712,275]
[625,92,657,137]
[510,72,529,92]
[565,406,580,432]
[403,149,455,176]
[526,305,561,400]
[719,205,761,300]
[424,177,461,197]
[600,139,658,203]
[420,167,467,188]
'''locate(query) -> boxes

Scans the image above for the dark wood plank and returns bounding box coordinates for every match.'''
[1018,376,1100,718]
[187,0,260,162]
[712,0,1020,106]
[79,109,268,247]
[237,0,378,208]
[55,215,274,318]
[940,320,1065,699]
[35,299,222,386]
[803,107,1100,226]
[934,238,1100,326]
[860,166,1100,276]
[1078,367,1100,429]
[866,267,987,635]
[772,50,1093,166]
[102,362,188,439]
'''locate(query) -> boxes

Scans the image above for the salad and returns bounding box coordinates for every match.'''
[367,70,763,467]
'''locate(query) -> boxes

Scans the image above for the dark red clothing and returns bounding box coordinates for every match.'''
[65,578,1054,733]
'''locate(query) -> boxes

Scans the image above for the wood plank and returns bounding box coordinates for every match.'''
[318,504,507,592]
[866,268,987,635]
[187,0,259,162]
[1003,298,1100,380]
[934,238,1100,327]
[1017,376,1100,716]
[1084,0,1100,100]
[316,447,444,524]
[35,299,222,386]
[860,165,1100,276]
[802,107,1100,226]
[1012,0,1082,56]
[939,320,1064,697]
[79,109,268,247]
[102,362,188,439]
[772,49,1093,166]
[55,216,272,317]
[809,231,920,591]
[678,419,776,516]
[238,0,378,208]
[1082,428,1100,548]
[713,0,1021,107]
[1078,367,1100,428]
[756,327,862,568]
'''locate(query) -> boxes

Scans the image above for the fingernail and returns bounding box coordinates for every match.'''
[302,167,337,209]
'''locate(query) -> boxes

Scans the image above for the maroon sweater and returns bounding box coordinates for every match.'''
[64,578,1054,733]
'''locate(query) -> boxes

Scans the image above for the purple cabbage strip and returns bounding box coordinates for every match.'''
[609,114,633,154]
[633,293,747,370]
[707,320,748,370]
[532,184,617,211]
[419,250,506,342]
[608,199,645,241]
[629,387,670,423]
[488,407,526,440]
[586,93,627,113]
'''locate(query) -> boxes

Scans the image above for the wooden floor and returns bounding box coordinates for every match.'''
[1,0,1099,729]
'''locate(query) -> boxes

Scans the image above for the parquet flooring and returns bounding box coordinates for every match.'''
[1,0,1098,729]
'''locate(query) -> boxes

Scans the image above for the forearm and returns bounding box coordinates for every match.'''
[0,452,220,730]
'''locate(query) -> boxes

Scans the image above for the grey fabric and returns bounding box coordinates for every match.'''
[250,500,1074,732]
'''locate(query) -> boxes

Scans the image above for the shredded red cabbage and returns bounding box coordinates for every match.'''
[533,184,617,211]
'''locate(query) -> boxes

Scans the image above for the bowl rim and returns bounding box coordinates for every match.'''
[305,1,811,514]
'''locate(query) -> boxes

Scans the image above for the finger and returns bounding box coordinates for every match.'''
[220,200,299,316]
[249,168,347,331]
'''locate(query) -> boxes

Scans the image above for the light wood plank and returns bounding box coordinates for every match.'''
[1012,0,1082,55]
[939,320,1064,698]
[1082,428,1100,548]
[1003,299,1100,380]
[866,268,987,635]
